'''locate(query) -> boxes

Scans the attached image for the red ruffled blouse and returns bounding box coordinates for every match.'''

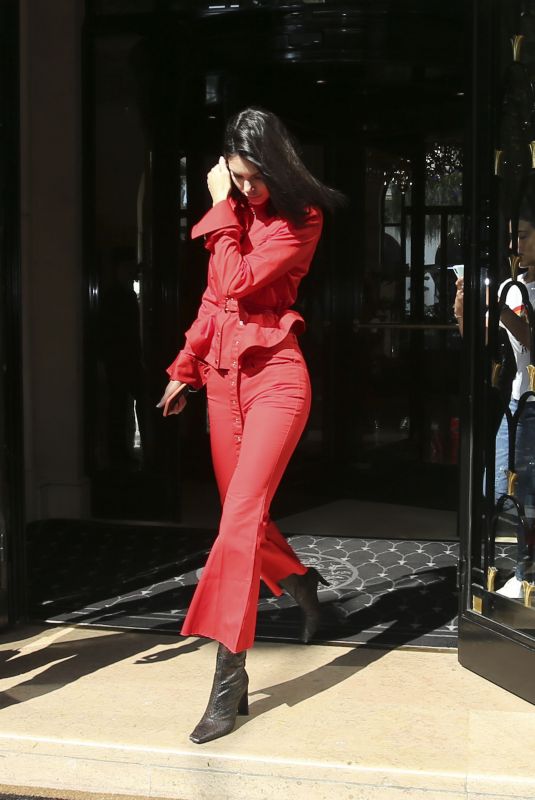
[166,197,323,388]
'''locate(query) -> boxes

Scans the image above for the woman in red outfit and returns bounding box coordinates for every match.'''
[158,108,343,744]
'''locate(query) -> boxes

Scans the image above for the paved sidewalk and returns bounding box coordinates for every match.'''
[0,625,534,800]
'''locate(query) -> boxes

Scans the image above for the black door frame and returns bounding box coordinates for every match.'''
[0,0,26,627]
[458,0,535,704]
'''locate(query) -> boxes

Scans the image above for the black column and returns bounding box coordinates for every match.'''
[0,0,25,626]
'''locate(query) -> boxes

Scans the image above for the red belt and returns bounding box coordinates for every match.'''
[218,296,239,313]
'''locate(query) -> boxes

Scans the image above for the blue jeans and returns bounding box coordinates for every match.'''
[495,398,535,580]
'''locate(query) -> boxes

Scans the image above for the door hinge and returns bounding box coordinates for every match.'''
[457,554,467,590]
[0,526,6,563]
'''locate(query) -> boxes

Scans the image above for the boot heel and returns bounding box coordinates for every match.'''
[280,568,328,644]
[311,567,329,587]
[238,690,249,716]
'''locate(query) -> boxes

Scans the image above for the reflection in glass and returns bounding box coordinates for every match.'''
[425,144,463,205]
[404,215,412,313]
[92,35,149,476]
[205,73,221,105]
[353,327,460,467]
[490,210,535,601]
[494,401,535,597]
[179,156,188,211]
[376,166,411,324]
[384,180,403,224]
[424,214,440,317]
[492,498,534,619]
[98,249,147,468]
[354,328,412,453]
[88,31,190,521]
[354,146,462,506]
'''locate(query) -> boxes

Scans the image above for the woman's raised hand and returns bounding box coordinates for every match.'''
[207,156,232,205]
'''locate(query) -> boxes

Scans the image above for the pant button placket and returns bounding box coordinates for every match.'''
[230,338,242,454]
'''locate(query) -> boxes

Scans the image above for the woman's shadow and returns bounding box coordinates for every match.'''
[0,567,456,727]
[246,566,457,721]
[0,624,207,711]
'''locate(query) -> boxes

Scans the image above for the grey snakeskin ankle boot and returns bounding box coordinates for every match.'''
[189,643,249,744]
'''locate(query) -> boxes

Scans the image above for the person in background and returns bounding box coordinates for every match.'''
[454,197,535,598]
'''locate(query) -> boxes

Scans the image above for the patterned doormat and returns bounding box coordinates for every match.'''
[29,522,517,650]
[33,532,517,650]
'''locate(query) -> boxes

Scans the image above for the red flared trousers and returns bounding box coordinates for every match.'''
[180,333,311,653]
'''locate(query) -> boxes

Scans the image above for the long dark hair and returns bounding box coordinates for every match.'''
[223,107,345,226]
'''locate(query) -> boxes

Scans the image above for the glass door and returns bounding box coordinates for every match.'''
[345,141,463,531]
[84,17,205,521]
[458,0,535,704]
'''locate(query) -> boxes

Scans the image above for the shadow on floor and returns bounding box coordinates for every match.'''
[0,629,208,710]
[0,569,454,726]
[247,567,458,723]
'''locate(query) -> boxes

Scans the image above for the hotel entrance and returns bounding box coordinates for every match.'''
[12,0,535,704]
[81,1,466,525]
[23,0,464,648]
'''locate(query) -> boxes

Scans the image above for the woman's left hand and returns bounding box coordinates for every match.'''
[156,380,188,416]
[207,157,232,205]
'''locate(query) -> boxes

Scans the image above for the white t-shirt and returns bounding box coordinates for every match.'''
[498,273,535,400]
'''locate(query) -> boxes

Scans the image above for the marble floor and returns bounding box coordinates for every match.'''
[179,490,459,541]
[276,498,457,540]
[0,624,535,800]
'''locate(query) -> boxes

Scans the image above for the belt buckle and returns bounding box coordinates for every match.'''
[223,296,238,313]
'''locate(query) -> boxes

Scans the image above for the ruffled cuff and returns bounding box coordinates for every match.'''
[191,198,242,240]
[166,351,209,389]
